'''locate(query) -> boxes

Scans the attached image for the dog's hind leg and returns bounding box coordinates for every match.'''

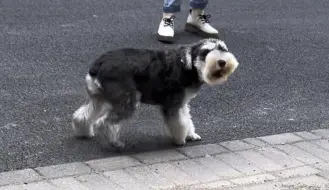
[71,73,104,139]
[93,79,138,149]
[71,100,95,138]
[94,118,124,148]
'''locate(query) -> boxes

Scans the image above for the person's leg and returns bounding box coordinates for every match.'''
[163,0,182,13]
[157,0,182,43]
[189,0,208,10]
[185,0,219,38]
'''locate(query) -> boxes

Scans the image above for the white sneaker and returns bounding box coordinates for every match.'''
[185,9,219,38]
[157,13,175,43]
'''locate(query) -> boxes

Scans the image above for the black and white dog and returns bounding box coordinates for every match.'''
[72,38,239,148]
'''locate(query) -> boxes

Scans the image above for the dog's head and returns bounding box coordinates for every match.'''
[189,38,239,85]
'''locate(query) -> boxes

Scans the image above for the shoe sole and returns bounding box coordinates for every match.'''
[185,23,219,39]
[157,35,174,43]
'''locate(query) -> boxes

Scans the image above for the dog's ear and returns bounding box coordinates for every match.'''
[190,43,203,63]
[89,56,105,76]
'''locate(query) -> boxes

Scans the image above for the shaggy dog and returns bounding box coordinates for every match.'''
[72,38,239,148]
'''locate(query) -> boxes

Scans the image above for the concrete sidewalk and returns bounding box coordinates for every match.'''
[1,129,329,190]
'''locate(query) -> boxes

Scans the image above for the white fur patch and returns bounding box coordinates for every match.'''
[72,102,95,137]
[86,74,102,95]
[217,41,228,51]
[200,38,228,52]
[202,49,239,85]
[221,51,239,75]
[182,49,193,69]
[203,50,221,84]
[201,42,216,50]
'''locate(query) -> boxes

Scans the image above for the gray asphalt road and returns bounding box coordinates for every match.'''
[1,0,329,172]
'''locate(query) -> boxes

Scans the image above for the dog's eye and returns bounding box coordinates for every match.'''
[199,49,210,57]
[217,45,228,52]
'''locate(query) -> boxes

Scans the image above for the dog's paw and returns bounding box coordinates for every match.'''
[72,123,94,139]
[111,141,125,152]
[186,133,202,142]
[111,141,125,149]
[172,139,186,146]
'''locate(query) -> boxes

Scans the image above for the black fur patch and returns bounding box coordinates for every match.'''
[89,47,202,108]
[217,43,228,52]
[191,43,203,63]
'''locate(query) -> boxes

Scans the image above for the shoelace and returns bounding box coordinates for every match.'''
[163,15,175,27]
[198,14,211,24]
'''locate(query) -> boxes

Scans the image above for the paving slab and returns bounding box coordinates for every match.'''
[1,129,329,190]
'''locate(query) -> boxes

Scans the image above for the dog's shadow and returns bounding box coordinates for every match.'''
[73,134,203,156]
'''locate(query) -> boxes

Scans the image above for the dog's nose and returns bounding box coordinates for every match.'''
[217,60,226,67]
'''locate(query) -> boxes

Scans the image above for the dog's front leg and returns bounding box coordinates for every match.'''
[161,104,201,146]
[161,106,188,146]
[181,104,202,142]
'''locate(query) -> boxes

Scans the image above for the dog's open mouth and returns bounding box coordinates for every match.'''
[212,70,223,78]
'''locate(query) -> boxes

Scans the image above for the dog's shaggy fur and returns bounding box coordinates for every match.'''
[72,38,239,148]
